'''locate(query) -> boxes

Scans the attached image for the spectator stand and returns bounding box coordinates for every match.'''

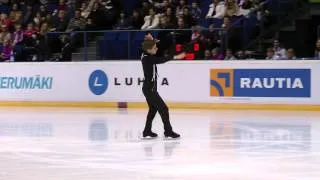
[46,28,229,61]
[0,0,274,62]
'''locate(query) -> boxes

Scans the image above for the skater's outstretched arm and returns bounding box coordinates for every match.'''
[152,52,186,64]
[144,32,186,64]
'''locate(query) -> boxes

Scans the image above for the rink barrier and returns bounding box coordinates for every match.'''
[0,60,319,111]
[1,101,320,111]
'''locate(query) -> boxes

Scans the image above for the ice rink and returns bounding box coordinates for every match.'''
[0,107,320,180]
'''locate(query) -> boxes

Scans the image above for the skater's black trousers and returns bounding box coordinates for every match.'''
[143,90,173,133]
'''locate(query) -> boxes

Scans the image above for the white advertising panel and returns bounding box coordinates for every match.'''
[0,60,318,105]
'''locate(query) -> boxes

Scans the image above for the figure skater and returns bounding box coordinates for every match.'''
[141,33,185,139]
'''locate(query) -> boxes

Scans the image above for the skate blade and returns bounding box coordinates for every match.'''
[163,136,181,140]
[141,136,158,140]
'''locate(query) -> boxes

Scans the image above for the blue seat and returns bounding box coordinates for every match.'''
[129,41,142,59]
[97,40,106,59]
[118,31,129,40]
[199,19,209,28]
[101,31,130,59]
[210,18,223,28]
[14,45,24,53]
[108,32,128,59]
[104,32,118,41]
[114,40,129,59]
[133,31,146,41]
[102,32,117,59]
[151,31,159,38]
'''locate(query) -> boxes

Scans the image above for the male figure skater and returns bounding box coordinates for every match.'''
[141,33,185,139]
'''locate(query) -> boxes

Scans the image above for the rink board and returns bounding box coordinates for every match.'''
[0,60,318,110]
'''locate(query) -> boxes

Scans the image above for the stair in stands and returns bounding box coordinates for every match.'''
[72,41,99,61]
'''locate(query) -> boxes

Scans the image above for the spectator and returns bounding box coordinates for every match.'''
[12,23,24,46]
[197,34,210,56]
[22,5,33,26]
[190,2,201,23]
[0,13,12,29]
[239,0,255,16]
[49,34,72,62]
[100,0,114,11]
[52,10,69,32]
[176,0,187,18]
[37,22,51,61]
[58,34,72,61]
[38,5,47,18]
[191,26,202,41]
[236,50,246,59]
[163,0,173,10]
[265,47,280,60]
[159,15,173,29]
[272,39,286,59]
[79,2,87,12]
[81,0,96,19]
[87,2,103,30]
[0,24,11,45]
[285,48,297,60]
[140,1,151,18]
[224,0,240,17]
[57,0,66,11]
[204,49,212,60]
[23,23,37,46]
[99,0,117,27]
[0,39,12,61]
[204,24,220,49]
[314,39,320,59]
[66,9,86,32]
[33,12,44,30]
[9,3,22,24]
[244,50,254,59]
[85,18,95,31]
[176,17,185,29]
[128,10,143,29]
[113,10,128,30]
[65,1,76,19]
[154,0,170,14]
[211,47,224,60]
[206,0,225,19]
[164,7,176,27]
[182,7,195,27]
[141,8,159,29]
[224,48,236,60]
[39,22,50,39]
[44,13,53,27]
[222,16,231,29]
[239,0,255,10]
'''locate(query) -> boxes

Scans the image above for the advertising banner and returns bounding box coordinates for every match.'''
[0,60,318,106]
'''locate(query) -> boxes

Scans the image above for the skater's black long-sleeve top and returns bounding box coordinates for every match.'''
[141,52,172,92]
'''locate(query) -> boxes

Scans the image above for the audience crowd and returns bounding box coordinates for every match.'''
[0,0,318,62]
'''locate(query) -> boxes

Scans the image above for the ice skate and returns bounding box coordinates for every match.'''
[142,131,158,139]
[164,131,180,139]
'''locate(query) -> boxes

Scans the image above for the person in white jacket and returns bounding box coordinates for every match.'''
[206,0,225,19]
[141,8,160,30]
